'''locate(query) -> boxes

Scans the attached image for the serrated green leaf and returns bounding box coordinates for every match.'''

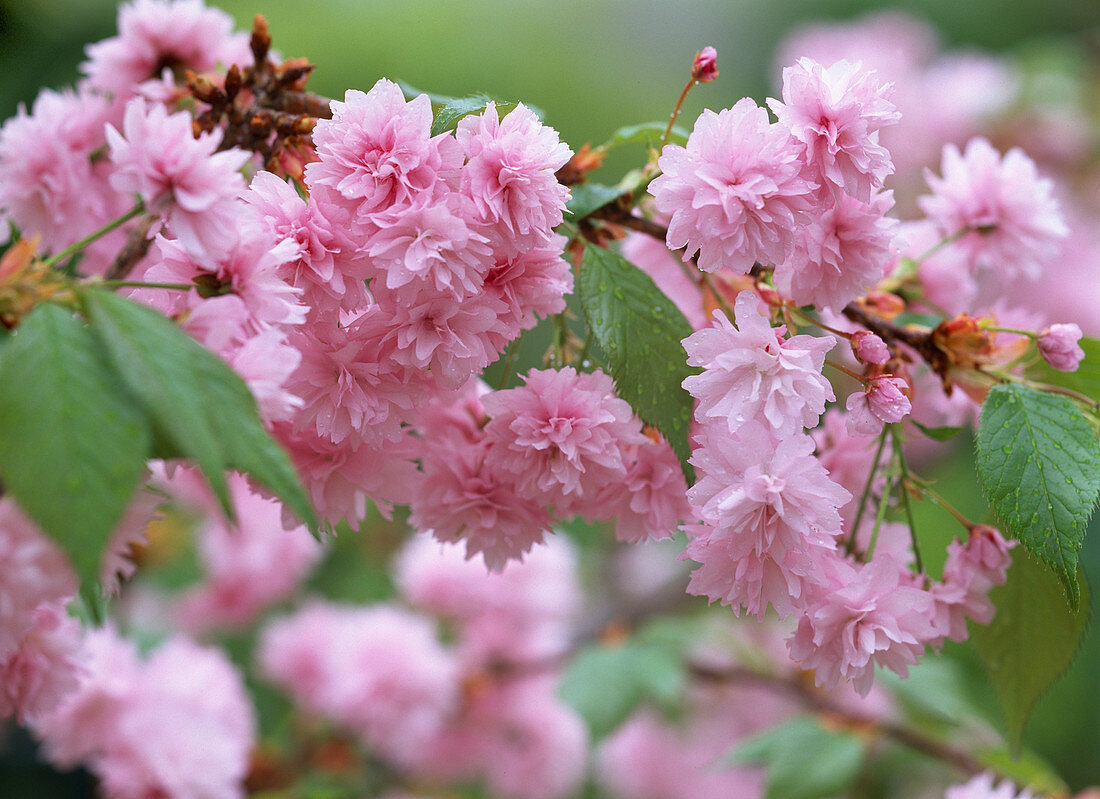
[79,288,318,532]
[430,93,494,136]
[600,121,689,151]
[0,302,151,589]
[910,420,964,441]
[975,383,1100,607]
[972,553,1090,754]
[558,639,686,739]
[577,244,698,483]
[729,717,864,799]
[564,183,623,219]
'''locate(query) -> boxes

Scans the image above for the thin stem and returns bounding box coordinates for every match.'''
[497,339,520,390]
[918,483,975,531]
[43,201,146,267]
[660,79,695,151]
[866,468,895,560]
[892,428,924,573]
[846,429,890,554]
[913,226,971,263]
[986,325,1036,338]
[825,359,866,382]
[789,306,852,339]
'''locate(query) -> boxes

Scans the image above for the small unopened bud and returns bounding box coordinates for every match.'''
[692,47,719,83]
[851,331,889,365]
[861,290,906,320]
[1038,323,1084,372]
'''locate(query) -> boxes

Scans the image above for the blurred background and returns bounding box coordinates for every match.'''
[1,0,1099,794]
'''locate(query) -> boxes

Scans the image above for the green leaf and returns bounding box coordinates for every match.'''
[729,717,864,799]
[972,553,1090,754]
[975,383,1100,607]
[79,288,318,531]
[600,121,689,151]
[0,302,151,588]
[910,420,964,441]
[558,639,686,739]
[564,183,623,219]
[577,244,698,483]
[430,93,494,136]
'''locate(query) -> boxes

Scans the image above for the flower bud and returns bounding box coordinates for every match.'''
[1037,323,1084,372]
[691,47,719,83]
[851,330,889,365]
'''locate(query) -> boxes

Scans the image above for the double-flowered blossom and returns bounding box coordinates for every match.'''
[774,190,898,311]
[456,101,572,253]
[788,554,938,696]
[918,137,1067,279]
[651,98,815,273]
[930,526,1013,645]
[259,602,458,764]
[81,0,248,99]
[483,367,647,510]
[682,291,836,437]
[683,422,850,618]
[768,57,900,200]
[107,97,250,257]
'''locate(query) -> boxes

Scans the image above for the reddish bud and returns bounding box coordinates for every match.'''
[692,46,719,83]
[851,331,890,365]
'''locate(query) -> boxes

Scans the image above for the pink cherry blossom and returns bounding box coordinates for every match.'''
[1037,322,1085,372]
[845,375,912,436]
[768,58,900,200]
[457,102,572,253]
[0,603,83,724]
[651,98,815,273]
[789,554,937,696]
[107,97,249,256]
[82,0,245,99]
[691,46,719,83]
[931,526,1013,645]
[607,436,692,543]
[774,190,898,312]
[481,237,573,339]
[305,80,462,226]
[682,291,836,437]
[482,367,647,508]
[918,137,1067,279]
[945,773,1034,799]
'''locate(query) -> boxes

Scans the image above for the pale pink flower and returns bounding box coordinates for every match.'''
[789,555,937,696]
[224,329,304,424]
[768,58,899,200]
[107,97,249,256]
[260,602,459,764]
[456,102,571,253]
[481,237,573,339]
[845,375,911,436]
[395,532,579,664]
[918,137,1067,279]
[0,603,83,724]
[607,437,692,544]
[774,190,898,311]
[411,435,553,572]
[95,636,255,799]
[945,773,1034,799]
[0,87,124,257]
[305,80,462,226]
[852,330,890,365]
[482,367,647,508]
[684,423,850,618]
[0,499,77,658]
[1037,323,1085,372]
[286,307,422,447]
[82,0,244,98]
[177,473,322,632]
[365,190,492,298]
[682,291,836,437]
[651,98,815,273]
[931,526,1013,645]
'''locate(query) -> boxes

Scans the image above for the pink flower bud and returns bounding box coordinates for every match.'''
[851,330,890,365]
[867,375,911,424]
[1037,323,1084,372]
[692,47,719,83]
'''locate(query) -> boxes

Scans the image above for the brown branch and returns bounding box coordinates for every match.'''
[103,213,157,280]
